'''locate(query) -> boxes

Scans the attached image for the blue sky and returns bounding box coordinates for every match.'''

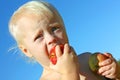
[1,0,120,80]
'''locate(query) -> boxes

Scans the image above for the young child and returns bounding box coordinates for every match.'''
[9,1,120,80]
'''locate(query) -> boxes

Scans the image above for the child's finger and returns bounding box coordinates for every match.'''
[64,43,70,55]
[98,65,111,74]
[99,58,112,67]
[56,45,62,57]
[104,52,113,58]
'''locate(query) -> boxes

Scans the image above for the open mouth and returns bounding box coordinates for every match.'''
[49,44,64,65]
[49,46,57,65]
[49,53,57,65]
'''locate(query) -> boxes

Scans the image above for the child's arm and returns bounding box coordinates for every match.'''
[98,53,120,80]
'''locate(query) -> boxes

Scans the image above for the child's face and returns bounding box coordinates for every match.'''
[18,13,68,67]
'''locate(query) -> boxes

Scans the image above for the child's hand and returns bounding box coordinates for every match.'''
[49,43,79,74]
[98,53,120,79]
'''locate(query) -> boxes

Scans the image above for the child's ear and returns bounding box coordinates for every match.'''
[19,45,32,57]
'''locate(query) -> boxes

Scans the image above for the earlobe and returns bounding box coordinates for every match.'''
[19,45,33,58]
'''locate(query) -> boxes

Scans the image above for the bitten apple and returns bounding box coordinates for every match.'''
[97,53,109,63]
[49,45,64,65]
[89,52,109,73]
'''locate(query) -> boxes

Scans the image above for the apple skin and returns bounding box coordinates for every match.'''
[89,52,109,73]
[49,45,64,65]
[97,53,109,63]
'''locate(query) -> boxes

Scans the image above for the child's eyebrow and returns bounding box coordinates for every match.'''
[49,22,59,27]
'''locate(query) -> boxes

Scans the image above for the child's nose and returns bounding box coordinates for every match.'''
[45,33,57,45]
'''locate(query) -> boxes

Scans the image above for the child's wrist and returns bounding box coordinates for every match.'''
[61,71,80,80]
[62,64,80,74]
[115,64,120,80]
[62,68,79,75]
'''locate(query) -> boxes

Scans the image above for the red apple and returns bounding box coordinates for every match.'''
[49,45,64,65]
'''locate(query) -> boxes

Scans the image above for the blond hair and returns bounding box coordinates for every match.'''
[9,0,64,44]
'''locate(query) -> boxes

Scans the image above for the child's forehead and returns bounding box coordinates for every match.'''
[18,13,61,29]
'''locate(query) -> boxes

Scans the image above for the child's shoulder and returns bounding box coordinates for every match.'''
[77,52,92,60]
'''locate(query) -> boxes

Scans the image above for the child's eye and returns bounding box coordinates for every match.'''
[34,34,43,41]
[51,27,59,32]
